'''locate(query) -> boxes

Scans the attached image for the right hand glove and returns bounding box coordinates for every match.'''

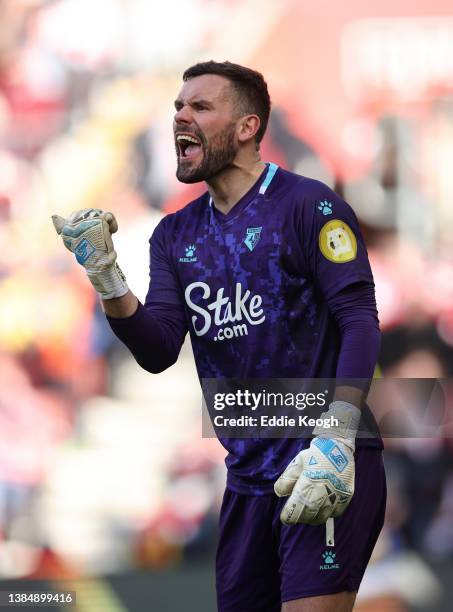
[52,208,129,300]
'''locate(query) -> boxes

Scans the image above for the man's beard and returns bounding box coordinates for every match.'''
[176,123,238,184]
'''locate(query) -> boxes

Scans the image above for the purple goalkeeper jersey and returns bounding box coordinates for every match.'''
[146,163,382,494]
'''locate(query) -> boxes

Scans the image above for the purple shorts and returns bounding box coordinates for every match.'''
[216,448,386,612]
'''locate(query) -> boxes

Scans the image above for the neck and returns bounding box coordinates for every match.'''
[207,156,266,215]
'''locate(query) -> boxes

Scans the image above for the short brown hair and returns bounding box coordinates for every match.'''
[183,60,271,145]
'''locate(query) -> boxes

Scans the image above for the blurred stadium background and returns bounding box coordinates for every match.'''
[1,0,453,610]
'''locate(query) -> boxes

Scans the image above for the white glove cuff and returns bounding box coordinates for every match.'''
[86,263,129,300]
[312,400,361,450]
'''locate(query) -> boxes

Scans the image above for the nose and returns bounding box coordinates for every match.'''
[174,104,192,125]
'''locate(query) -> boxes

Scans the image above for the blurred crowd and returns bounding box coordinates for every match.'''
[1,1,453,610]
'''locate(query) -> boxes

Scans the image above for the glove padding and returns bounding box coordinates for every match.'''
[52,208,128,300]
[274,437,355,525]
[274,401,361,526]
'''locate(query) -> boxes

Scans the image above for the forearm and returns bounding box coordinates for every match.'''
[51,209,185,373]
[328,282,381,408]
[102,290,139,318]
[333,385,366,409]
[309,281,382,448]
[333,323,380,407]
[106,301,187,373]
[335,321,380,383]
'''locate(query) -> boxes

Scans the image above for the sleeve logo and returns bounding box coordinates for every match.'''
[318,200,333,216]
[319,220,357,263]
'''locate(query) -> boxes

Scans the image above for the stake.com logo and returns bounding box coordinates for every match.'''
[184,281,265,341]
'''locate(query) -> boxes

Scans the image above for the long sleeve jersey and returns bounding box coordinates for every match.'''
[109,164,382,494]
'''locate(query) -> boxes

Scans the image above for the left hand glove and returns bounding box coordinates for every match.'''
[274,401,360,526]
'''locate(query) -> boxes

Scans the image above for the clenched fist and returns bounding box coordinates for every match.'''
[52,208,128,300]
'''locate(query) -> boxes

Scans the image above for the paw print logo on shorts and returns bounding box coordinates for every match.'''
[322,551,335,565]
[320,549,339,570]
[318,200,333,216]
[185,245,196,257]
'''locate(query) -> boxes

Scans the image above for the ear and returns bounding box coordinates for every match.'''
[237,114,261,144]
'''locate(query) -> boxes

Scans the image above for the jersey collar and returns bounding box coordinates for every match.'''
[208,162,279,223]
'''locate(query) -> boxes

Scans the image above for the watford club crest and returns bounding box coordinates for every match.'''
[244,227,262,252]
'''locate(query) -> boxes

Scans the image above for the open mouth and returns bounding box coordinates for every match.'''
[176,133,202,160]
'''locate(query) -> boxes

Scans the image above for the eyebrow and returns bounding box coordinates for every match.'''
[174,98,214,108]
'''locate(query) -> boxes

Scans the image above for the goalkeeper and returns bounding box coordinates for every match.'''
[53,61,385,612]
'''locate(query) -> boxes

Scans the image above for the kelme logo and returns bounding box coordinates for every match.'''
[320,550,340,570]
[318,200,333,216]
[179,244,197,263]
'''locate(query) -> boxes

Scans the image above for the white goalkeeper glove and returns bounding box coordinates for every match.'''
[52,208,129,300]
[274,401,361,526]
